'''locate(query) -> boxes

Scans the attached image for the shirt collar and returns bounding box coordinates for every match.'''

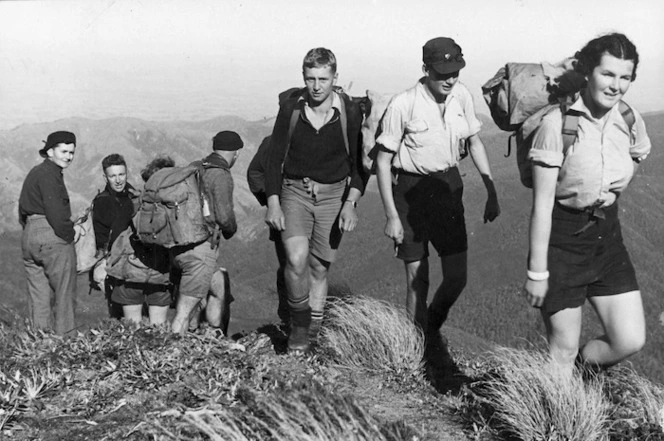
[43,158,63,174]
[300,90,341,111]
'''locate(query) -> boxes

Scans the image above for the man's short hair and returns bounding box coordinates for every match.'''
[101,154,127,172]
[302,48,337,73]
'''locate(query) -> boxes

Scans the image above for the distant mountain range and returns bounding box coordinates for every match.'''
[0,115,278,239]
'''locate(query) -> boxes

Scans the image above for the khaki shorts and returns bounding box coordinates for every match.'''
[280,177,346,263]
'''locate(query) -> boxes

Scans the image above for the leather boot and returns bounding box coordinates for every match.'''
[288,307,311,353]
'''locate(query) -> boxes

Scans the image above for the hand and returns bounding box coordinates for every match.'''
[524,278,548,308]
[484,194,500,223]
[384,217,404,245]
[338,203,358,232]
[265,204,285,231]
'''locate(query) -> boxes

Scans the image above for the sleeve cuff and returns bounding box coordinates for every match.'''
[528,149,564,167]
[374,134,400,152]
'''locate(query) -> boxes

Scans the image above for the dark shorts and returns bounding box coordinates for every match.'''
[542,203,639,314]
[110,280,172,306]
[393,167,468,262]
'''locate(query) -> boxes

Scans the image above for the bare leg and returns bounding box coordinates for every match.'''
[207,268,231,335]
[148,305,169,326]
[541,306,583,375]
[171,295,202,335]
[404,258,429,330]
[308,254,331,338]
[122,304,143,324]
[428,251,468,332]
[582,290,645,368]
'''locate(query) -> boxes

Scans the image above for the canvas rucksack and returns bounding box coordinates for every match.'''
[133,162,212,248]
[482,59,635,188]
[73,200,101,274]
[105,226,171,285]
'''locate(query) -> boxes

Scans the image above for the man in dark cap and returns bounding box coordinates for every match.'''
[170,130,243,335]
[374,37,501,342]
[18,130,78,334]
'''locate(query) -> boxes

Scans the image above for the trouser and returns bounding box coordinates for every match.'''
[21,215,77,334]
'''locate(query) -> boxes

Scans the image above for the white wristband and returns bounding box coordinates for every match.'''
[527,270,549,281]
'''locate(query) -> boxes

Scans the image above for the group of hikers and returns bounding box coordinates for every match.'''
[18,32,652,375]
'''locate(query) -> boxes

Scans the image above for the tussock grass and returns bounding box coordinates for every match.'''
[149,383,420,441]
[463,347,611,441]
[320,295,425,379]
[603,365,664,439]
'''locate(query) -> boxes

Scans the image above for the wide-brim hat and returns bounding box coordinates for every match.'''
[423,37,466,75]
[39,131,76,158]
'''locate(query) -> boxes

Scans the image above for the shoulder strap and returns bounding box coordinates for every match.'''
[561,100,636,153]
[338,94,349,155]
[281,104,301,173]
[618,100,636,144]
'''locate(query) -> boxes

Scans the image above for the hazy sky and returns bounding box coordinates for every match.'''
[1,0,662,129]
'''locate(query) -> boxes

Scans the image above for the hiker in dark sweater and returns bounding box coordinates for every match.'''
[524,33,651,373]
[264,48,366,352]
[94,154,171,325]
[92,154,141,320]
[18,131,77,334]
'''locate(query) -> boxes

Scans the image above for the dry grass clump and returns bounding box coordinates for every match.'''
[320,295,425,379]
[146,382,420,441]
[460,347,611,441]
[602,365,664,440]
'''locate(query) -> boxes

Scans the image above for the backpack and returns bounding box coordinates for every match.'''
[246,87,350,204]
[133,162,211,248]
[73,201,101,274]
[105,226,171,285]
[482,59,635,187]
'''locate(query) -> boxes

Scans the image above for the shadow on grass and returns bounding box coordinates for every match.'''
[256,323,289,354]
[424,332,472,395]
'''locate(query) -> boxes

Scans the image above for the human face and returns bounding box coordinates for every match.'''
[584,53,634,118]
[303,65,338,106]
[423,66,459,101]
[103,164,128,193]
[46,143,75,169]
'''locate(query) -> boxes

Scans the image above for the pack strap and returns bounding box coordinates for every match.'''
[280,104,302,174]
[338,96,350,155]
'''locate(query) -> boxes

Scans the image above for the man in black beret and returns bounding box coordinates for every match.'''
[19,130,78,334]
[170,130,243,335]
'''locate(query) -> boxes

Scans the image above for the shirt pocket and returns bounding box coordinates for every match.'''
[403,119,430,149]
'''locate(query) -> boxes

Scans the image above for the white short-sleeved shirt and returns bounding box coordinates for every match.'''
[376,79,482,174]
[529,95,651,209]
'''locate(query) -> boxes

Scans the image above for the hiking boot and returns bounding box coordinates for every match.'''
[288,325,310,353]
[288,306,312,353]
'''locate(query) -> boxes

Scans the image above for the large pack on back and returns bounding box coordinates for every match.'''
[133,162,211,248]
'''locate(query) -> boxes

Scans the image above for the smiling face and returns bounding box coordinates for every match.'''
[584,53,635,117]
[103,164,128,193]
[303,65,338,106]
[46,143,76,169]
[423,65,459,102]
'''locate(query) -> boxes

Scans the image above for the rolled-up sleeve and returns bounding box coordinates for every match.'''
[528,111,564,167]
[629,110,651,161]
[375,95,407,153]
